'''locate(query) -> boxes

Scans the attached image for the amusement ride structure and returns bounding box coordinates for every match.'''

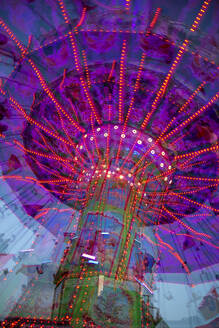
[0,0,218,327]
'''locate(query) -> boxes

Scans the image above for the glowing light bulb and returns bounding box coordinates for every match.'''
[151,150,155,154]
[128,173,131,177]
[96,128,100,132]
[119,175,124,179]
[160,163,164,168]
[104,133,108,137]
[169,180,172,184]
[80,145,83,149]
[114,126,118,130]
[90,137,94,141]
[168,165,172,170]
[137,140,142,145]
[164,177,168,181]
[132,129,137,134]
[161,151,165,156]
[84,134,87,138]
[121,134,126,138]
[148,137,152,142]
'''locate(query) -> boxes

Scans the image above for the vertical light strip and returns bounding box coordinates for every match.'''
[118,39,127,124]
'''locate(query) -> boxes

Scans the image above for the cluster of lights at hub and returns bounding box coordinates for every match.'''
[72,125,172,190]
